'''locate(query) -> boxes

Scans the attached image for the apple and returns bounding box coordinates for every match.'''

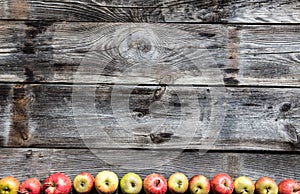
[43,172,72,194]
[73,172,94,194]
[210,173,234,194]
[20,178,42,194]
[167,172,189,194]
[143,173,167,194]
[120,172,142,194]
[278,179,300,194]
[94,170,118,194]
[0,176,20,194]
[255,177,278,194]
[189,174,210,194]
[234,176,255,194]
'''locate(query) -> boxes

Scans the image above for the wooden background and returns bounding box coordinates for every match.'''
[0,0,299,191]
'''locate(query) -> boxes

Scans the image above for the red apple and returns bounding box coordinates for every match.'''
[210,173,234,194]
[20,178,42,194]
[255,176,278,194]
[0,176,20,194]
[189,174,210,194]
[73,172,94,194]
[278,179,300,194]
[143,173,167,194]
[43,173,72,194]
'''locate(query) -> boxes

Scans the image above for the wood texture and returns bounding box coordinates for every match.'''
[0,0,299,181]
[0,148,299,184]
[0,83,299,150]
[0,22,299,86]
[0,0,299,23]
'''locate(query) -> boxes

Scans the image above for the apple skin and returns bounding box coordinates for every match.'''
[20,178,42,194]
[255,177,278,194]
[167,172,189,194]
[189,174,210,194]
[143,173,167,194]
[234,176,255,194]
[0,176,20,194]
[94,171,118,194]
[73,172,95,194]
[278,179,300,194]
[120,173,142,194]
[43,172,72,194]
[210,173,234,194]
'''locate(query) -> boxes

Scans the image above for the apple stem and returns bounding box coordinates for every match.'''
[294,188,300,192]
[45,182,56,187]
[155,180,161,187]
[4,187,10,192]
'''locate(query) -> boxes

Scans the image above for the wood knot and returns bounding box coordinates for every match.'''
[128,39,152,53]
[25,149,32,158]
[150,132,173,144]
[118,26,160,62]
[280,103,291,112]
[153,85,166,100]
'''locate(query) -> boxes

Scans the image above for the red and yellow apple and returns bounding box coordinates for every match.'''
[143,173,167,194]
[189,174,210,194]
[43,173,72,194]
[210,173,234,194]
[20,178,42,194]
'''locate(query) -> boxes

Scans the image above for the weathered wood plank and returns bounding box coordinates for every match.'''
[0,22,300,86]
[0,0,299,23]
[0,83,299,151]
[0,148,299,185]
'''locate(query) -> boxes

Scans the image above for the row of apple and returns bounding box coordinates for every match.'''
[0,171,299,194]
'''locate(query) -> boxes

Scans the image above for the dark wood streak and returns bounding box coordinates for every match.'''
[224,26,240,85]
[7,84,31,146]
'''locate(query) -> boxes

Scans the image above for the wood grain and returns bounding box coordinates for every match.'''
[0,83,299,150]
[0,148,299,184]
[0,0,298,182]
[0,0,299,23]
[0,22,299,86]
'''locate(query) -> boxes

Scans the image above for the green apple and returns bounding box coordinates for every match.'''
[95,170,118,194]
[189,174,210,194]
[255,177,278,194]
[167,172,189,194]
[120,173,142,194]
[234,176,255,194]
[0,176,20,194]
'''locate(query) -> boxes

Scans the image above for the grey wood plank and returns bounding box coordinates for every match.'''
[0,83,299,151]
[0,22,299,86]
[0,0,299,23]
[0,148,299,185]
